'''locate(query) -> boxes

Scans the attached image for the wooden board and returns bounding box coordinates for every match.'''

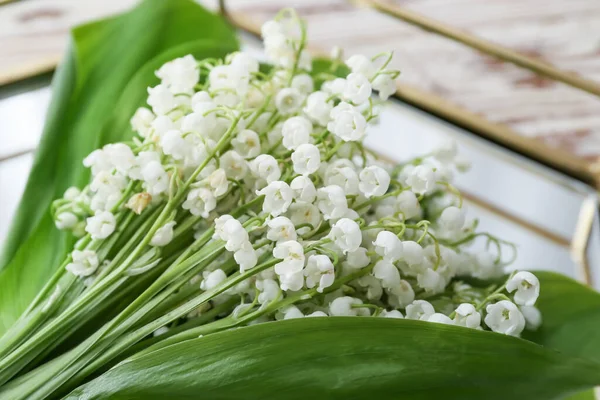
[1,0,599,163]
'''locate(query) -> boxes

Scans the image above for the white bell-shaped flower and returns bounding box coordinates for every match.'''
[90,171,127,197]
[372,74,396,101]
[230,52,259,74]
[322,78,347,96]
[66,250,99,277]
[316,185,349,220]
[290,176,317,203]
[344,247,371,270]
[328,218,362,254]
[267,216,297,242]
[439,206,465,233]
[207,168,229,197]
[141,161,169,196]
[257,181,294,217]
[150,115,176,138]
[273,240,305,276]
[342,72,372,105]
[182,188,216,218]
[282,116,312,150]
[291,74,314,94]
[386,280,415,308]
[147,84,176,115]
[427,313,454,325]
[156,55,199,94]
[130,107,155,137]
[55,212,78,230]
[83,149,112,176]
[307,311,328,317]
[275,87,304,115]
[484,300,526,336]
[104,143,136,175]
[373,259,401,289]
[303,91,332,126]
[257,278,280,304]
[291,144,321,176]
[325,162,360,195]
[327,102,367,142]
[278,270,305,291]
[281,305,305,319]
[397,190,420,219]
[150,221,177,247]
[249,154,281,183]
[200,269,227,291]
[520,305,542,330]
[304,254,335,293]
[406,165,436,195]
[85,211,116,240]
[358,165,390,198]
[453,303,481,329]
[401,241,424,266]
[473,251,502,280]
[231,129,261,159]
[234,241,258,272]
[220,151,248,181]
[506,271,540,306]
[160,129,188,160]
[417,268,446,294]
[373,231,403,262]
[329,296,370,316]
[356,275,383,300]
[405,300,435,320]
[381,309,404,319]
[346,54,375,78]
[213,215,234,240]
[219,219,249,252]
[289,202,322,230]
[128,151,160,181]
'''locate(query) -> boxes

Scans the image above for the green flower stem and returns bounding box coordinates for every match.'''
[0,207,161,357]
[354,188,405,211]
[2,166,208,378]
[150,261,377,351]
[0,209,139,364]
[83,297,240,372]
[246,95,272,129]
[13,259,282,399]
[0,118,254,387]
[106,195,264,336]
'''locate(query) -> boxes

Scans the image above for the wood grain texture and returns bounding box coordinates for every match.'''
[1,0,600,163]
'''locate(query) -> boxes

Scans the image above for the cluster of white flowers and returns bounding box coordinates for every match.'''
[52,9,540,338]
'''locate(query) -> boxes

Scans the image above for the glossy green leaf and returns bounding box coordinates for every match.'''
[0,0,238,333]
[526,272,600,363]
[526,271,600,400]
[67,318,600,399]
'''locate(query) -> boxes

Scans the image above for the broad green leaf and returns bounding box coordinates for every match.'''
[0,0,238,333]
[525,272,600,363]
[526,271,600,400]
[311,57,350,88]
[67,318,600,399]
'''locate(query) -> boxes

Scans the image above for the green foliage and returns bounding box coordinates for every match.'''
[67,317,600,399]
[0,0,238,334]
[525,271,600,363]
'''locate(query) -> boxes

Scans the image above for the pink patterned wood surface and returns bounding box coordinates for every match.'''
[1,0,600,160]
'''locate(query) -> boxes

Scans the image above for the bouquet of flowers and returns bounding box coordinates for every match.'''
[0,1,599,399]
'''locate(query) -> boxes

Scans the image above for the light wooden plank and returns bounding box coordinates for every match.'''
[1,0,600,164]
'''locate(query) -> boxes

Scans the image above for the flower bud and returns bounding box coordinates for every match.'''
[126,192,152,214]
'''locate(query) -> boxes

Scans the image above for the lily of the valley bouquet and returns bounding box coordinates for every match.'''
[1,2,599,399]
